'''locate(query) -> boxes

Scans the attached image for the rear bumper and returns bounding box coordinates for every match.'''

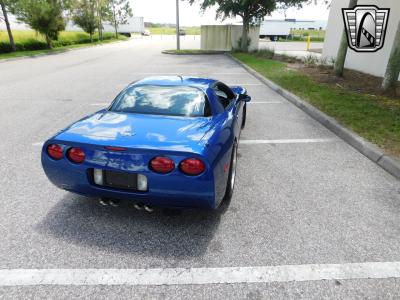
[41,153,217,210]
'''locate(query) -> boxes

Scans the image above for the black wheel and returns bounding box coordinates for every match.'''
[223,141,238,202]
[241,103,247,129]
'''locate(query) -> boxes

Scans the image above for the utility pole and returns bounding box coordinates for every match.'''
[176,0,180,50]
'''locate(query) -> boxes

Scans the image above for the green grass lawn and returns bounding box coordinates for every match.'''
[0,39,121,60]
[0,30,116,44]
[0,30,124,55]
[148,27,200,35]
[274,29,325,42]
[290,29,325,38]
[233,53,400,158]
[0,31,126,60]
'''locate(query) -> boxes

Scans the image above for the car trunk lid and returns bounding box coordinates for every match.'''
[55,111,213,152]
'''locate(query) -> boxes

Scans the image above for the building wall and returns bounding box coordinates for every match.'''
[201,25,260,51]
[322,0,399,79]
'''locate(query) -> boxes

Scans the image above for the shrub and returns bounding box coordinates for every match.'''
[303,54,319,67]
[236,36,251,51]
[0,40,47,52]
[0,42,14,53]
[16,39,47,51]
[255,48,275,59]
[0,31,120,54]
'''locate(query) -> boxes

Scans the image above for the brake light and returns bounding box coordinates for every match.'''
[67,147,85,164]
[47,144,63,160]
[179,158,205,176]
[105,146,127,151]
[150,157,175,174]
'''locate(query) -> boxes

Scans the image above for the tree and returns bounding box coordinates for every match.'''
[382,20,400,92]
[107,0,132,39]
[0,0,16,52]
[71,0,97,42]
[95,0,108,40]
[13,0,67,49]
[334,0,357,77]
[188,0,308,52]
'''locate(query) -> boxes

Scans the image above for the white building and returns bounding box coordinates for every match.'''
[322,0,399,79]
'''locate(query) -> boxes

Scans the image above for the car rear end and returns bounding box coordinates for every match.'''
[41,140,217,209]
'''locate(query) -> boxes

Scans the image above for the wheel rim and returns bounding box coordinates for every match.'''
[230,145,237,191]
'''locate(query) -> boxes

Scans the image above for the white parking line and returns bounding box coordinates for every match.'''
[240,138,336,144]
[228,83,262,86]
[248,101,282,104]
[1,262,400,286]
[32,142,44,147]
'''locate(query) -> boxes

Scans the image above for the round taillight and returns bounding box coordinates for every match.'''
[150,156,175,174]
[67,147,85,164]
[47,144,63,160]
[179,158,205,176]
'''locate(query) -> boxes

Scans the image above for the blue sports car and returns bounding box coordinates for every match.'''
[42,76,251,210]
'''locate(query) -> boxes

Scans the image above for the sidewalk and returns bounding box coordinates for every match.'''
[259,40,324,59]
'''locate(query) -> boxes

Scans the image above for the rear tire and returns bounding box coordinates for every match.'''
[223,141,238,202]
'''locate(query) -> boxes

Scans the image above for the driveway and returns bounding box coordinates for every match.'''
[0,38,399,299]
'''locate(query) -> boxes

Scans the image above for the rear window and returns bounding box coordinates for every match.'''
[110,85,209,117]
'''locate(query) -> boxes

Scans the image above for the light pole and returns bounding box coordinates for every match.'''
[176,0,180,50]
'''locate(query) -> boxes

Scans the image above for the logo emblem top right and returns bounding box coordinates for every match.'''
[342,5,390,52]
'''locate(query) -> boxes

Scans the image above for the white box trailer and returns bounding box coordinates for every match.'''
[102,16,145,36]
[260,20,291,41]
[65,16,145,36]
[259,19,324,41]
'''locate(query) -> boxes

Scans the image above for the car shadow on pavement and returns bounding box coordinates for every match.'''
[36,194,229,259]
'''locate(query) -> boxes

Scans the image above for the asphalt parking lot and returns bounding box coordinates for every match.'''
[0,37,399,299]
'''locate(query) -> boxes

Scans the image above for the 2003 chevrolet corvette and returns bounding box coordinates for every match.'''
[42,76,251,210]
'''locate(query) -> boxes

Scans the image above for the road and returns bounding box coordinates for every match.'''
[0,37,399,299]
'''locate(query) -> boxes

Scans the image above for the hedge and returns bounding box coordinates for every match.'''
[0,32,116,54]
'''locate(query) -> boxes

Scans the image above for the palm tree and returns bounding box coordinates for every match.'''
[334,0,358,77]
[382,20,400,92]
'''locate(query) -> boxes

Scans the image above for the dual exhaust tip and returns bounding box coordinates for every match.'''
[134,203,154,213]
[99,198,154,213]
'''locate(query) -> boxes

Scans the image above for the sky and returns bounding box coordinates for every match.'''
[131,0,331,26]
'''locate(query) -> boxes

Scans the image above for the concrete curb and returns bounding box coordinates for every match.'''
[162,50,227,55]
[228,53,400,180]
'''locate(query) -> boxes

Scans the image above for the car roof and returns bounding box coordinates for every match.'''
[132,76,218,91]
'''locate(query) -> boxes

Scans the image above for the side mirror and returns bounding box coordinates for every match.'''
[238,94,251,102]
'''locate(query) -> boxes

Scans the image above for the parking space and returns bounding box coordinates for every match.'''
[0,38,399,299]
